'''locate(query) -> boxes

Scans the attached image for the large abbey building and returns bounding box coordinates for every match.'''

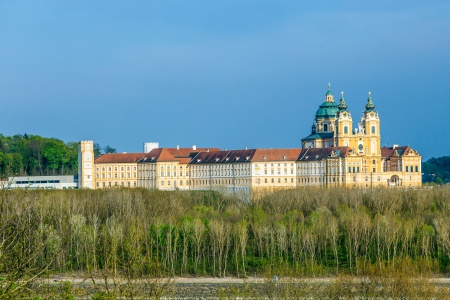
[78,86,422,196]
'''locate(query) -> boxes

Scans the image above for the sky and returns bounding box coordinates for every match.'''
[1,1,449,160]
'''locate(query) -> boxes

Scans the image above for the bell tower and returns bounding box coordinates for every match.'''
[360,92,381,156]
[78,140,94,188]
[336,91,353,147]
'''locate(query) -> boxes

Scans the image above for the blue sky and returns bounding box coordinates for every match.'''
[1,1,449,159]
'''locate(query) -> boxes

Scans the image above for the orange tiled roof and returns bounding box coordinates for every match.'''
[138,147,221,163]
[381,146,415,159]
[95,153,146,164]
[253,148,301,161]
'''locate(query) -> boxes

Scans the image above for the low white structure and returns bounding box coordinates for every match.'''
[5,175,77,189]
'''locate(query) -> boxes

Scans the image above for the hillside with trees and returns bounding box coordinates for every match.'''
[0,133,116,179]
[422,156,450,184]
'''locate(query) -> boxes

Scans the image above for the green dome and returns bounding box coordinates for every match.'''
[316,101,339,119]
[325,90,333,96]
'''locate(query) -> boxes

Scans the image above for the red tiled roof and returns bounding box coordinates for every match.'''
[253,148,301,161]
[95,153,145,164]
[381,146,415,159]
[138,147,221,163]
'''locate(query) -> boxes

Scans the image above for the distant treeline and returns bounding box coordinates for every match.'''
[1,187,450,284]
[0,133,116,179]
[422,156,450,184]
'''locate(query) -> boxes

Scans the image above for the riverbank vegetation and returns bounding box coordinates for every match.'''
[1,186,450,298]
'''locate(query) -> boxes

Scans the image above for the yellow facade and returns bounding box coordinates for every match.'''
[94,163,138,188]
[78,86,422,191]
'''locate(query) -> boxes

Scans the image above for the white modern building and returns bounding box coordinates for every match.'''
[4,175,77,189]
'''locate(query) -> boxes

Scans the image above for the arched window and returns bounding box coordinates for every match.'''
[371,126,376,134]
[344,126,348,134]
[323,124,328,132]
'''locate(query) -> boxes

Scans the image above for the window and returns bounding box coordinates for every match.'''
[264,178,267,183]
[371,126,375,134]
[271,178,274,183]
[415,166,418,172]
[324,124,328,132]
[344,126,348,134]
[406,166,409,172]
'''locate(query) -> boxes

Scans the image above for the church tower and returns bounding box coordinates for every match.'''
[335,91,353,147]
[360,92,381,156]
[78,140,94,188]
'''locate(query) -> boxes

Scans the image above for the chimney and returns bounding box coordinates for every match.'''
[192,145,197,151]
[177,145,180,150]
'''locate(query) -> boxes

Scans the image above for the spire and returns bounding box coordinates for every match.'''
[365,91,375,112]
[325,83,334,102]
[338,91,348,112]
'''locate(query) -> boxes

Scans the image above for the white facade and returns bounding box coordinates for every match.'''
[78,140,94,188]
[5,175,77,189]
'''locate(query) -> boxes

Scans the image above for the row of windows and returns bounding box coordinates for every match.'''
[255,169,294,175]
[193,178,252,186]
[160,180,189,186]
[96,181,137,187]
[97,173,136,179]
[341,125,376,134]
[255,178,295,184]
[405,166,419,172]
[97,166,136,172]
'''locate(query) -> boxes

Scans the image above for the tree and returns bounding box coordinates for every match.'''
[103,145,117,154]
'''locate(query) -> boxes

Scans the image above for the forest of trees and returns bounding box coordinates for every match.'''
[0,133,115,179]
[422,156,450,184]
[1,187,450,297]
[2,187,450,277]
